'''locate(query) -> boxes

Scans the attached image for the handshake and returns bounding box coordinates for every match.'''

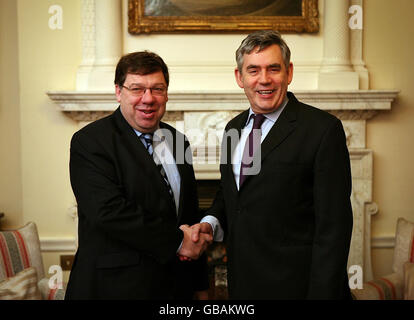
[178,222,213,261]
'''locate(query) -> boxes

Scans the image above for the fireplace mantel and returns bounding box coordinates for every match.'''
[48,90,397,122]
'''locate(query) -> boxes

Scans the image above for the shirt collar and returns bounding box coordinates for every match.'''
[245,95,289,128]
[133,127,160,138]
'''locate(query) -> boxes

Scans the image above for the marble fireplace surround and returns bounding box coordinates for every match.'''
[48,89,398,281]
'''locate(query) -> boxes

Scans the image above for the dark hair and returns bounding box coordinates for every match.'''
[236,30,291,73]
[114,51,169,87]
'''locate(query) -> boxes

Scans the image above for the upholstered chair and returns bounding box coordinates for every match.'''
[352,218,414,300]
[0,222,65,300]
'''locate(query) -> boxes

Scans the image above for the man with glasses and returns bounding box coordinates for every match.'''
[66,51,211,300]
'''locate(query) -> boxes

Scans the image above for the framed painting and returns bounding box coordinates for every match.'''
[128,0,319,34]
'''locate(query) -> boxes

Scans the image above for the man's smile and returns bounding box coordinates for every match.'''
[257,89,276,97]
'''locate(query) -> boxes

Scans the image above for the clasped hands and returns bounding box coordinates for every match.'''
[178,222,213,261]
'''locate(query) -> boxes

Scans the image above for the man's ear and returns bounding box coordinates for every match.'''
[115,85,122,103]
[287,62,294,85]
[234,68,244,89]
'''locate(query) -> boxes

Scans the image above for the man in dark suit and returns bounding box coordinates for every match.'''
[66,51,211,300]
[190,30,353,299]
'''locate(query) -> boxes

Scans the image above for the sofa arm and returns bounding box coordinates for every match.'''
[403,262,414,300]
[38,278,66,300]
[351,272,404,300]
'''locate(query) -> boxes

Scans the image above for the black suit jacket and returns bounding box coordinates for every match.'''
[65,107,208,300]
[208,92,353,299]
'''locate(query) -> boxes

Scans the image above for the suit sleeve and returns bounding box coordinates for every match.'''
[307,118,353,299]
[206,176,228,237]
[70,131,183,264]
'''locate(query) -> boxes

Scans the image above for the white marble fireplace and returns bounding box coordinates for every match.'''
[47,0,398,282]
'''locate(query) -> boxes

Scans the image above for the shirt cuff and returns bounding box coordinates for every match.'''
[177,239,183,254]
[201,215,224,242]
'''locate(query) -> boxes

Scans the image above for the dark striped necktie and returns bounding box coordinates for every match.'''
[140,133,176,204]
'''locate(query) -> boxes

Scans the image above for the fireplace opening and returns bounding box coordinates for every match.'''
[196,179,220,210]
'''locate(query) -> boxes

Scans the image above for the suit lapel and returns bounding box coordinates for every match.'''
[113,108,158,179]
[224,110,249,195]
[260,94,298,163]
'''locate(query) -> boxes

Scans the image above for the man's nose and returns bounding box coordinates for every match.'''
[141,88,155,103]
[259,70,271,84]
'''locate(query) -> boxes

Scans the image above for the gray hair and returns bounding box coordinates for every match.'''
[236,30,291,73]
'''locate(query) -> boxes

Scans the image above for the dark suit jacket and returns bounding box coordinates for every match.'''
[65,107,208,300]
[208,92,353,299]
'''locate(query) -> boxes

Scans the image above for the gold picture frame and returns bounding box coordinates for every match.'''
[128,0,319,34]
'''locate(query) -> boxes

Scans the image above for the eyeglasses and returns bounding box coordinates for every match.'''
[121,85,167,96]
